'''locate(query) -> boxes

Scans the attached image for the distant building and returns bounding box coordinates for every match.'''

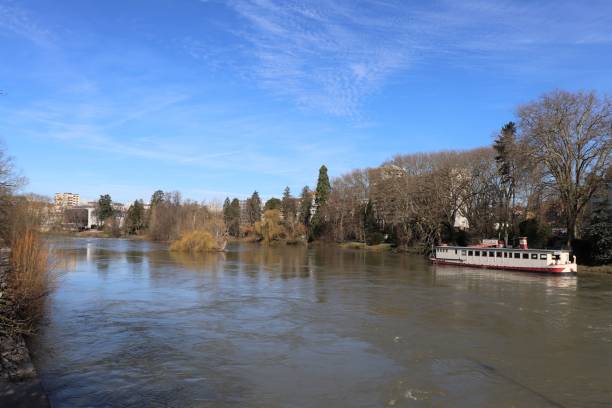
[111,202,126,212]
[54,192,80,208]
[309,193,318,220]
[454,212,469,230]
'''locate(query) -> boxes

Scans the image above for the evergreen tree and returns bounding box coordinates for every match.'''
[493,122,517,244]
[125,200,145,234]
[493,122,517,186]
[222,197,231,225]
[281,186,297,223]
[228,198,241,237]
[585,207,612,265]
[314,165,331,207]
[299,186,312,227]
[96,194,114,223]
[311,165,331,238]
[247,191,262,224]
[584,168,612,264]
[150,190,165,207]
[264,197,281,211]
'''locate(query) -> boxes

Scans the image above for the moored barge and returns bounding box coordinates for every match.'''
[431,238,577,274]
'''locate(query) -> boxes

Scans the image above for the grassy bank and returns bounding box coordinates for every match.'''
[578,264,612,276]
[338,242,393,251]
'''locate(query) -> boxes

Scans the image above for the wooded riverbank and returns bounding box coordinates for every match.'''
[0,249,49,407]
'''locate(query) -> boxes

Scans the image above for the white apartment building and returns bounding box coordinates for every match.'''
[54,192,80,208]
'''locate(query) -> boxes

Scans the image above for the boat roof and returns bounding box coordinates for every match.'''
[435,245,568,253]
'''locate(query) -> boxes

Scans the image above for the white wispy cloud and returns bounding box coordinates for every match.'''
[187,0,612,116]
[223,0,412,117]
[0,1,54,46]
[0,85,356,189]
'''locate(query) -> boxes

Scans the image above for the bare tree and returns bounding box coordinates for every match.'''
[0,145,26,243]
[518,90,612,247]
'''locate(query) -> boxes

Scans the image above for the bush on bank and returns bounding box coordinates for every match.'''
[170,230,226,253]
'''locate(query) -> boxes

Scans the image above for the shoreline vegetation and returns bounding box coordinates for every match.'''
[1,148,52,405]
[338,242,393,251]
[577,264,612,276]
[169,230,227,253]
[31,91,610,273]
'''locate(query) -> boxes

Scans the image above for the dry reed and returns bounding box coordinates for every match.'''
[8,229,53,331]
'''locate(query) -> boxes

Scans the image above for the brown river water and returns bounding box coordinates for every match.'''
[31,238,612,407]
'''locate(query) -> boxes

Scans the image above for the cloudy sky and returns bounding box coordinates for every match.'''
[1,0,611,203]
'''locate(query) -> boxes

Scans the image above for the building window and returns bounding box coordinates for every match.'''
[531,254,538,260]
[540,254,547,260]
[514,253,520,259]
[468,251,473,256]
[522,253,529,259]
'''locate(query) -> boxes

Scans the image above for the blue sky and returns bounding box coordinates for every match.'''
[1,0,611,204]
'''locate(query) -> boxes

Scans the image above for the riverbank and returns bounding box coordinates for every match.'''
[48,229,148,240]
[578,264,612,276]
[0,248,49,408]
[338,241,392,251]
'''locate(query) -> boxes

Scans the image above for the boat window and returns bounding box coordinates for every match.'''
[553,254,561,261]
[531,254,538,259]
[482,251,487,257]
[514,253,520,259]
[540,254,547,260]
[475,251,480,256]
[455,249,457,254]
[503,252,508,258]
[489,251,494,257]
[468,250,473,256]
[496,252,502,257]
[522,253,529,259]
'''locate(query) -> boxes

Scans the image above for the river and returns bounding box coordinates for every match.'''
[31,238,612,407]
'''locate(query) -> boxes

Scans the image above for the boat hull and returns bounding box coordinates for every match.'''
[431,258,577,275]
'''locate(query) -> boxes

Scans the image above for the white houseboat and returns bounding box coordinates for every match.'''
[431,238,577,274]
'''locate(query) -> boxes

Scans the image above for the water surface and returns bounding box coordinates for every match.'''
[32,238,612,407]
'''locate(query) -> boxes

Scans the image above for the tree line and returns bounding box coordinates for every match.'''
[40,90,612,263]
[313,90,610,264]
[90,190,225,248]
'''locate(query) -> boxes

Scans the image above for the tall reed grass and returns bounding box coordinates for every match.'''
[9,229,53,331]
